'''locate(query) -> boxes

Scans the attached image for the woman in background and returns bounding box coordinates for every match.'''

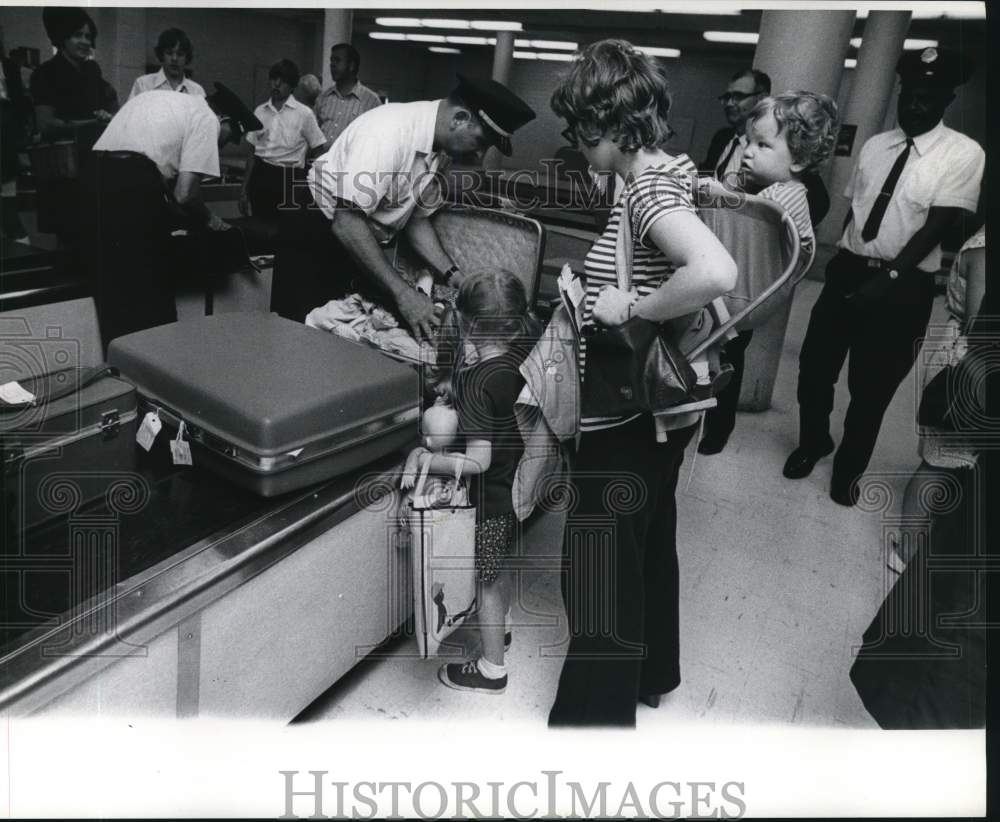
[29,7,117,240]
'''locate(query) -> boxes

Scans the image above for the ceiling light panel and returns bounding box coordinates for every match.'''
[637,46,681,58]
[374,17,421,27]
[702,31,759,44]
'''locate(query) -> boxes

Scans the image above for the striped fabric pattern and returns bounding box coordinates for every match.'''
[758,179,815,258]
[579,155,698,431]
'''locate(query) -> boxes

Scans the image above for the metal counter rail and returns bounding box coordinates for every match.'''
[0,451,407,716]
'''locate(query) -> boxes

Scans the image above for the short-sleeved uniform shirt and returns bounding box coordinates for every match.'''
[307,99,448,243]
[128,69,205,100]
[580,155,699,432]
[841,121,984,272]
[314,80,382,145]
[246,96,326,168]
[454,352,526,519]
[30,52,117,120]
[93,90,220,180]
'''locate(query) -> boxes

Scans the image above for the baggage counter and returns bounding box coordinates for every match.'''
[0,444,413,719]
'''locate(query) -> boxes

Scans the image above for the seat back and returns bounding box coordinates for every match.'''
[395,206,546,308]
[688,193,808,359]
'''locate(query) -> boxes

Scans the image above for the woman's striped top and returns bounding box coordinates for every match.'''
[579,155,699,432]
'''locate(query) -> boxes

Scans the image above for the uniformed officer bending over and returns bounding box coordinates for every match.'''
[270,75,535,341]
[783,47,984,506]
[82,83,262,351]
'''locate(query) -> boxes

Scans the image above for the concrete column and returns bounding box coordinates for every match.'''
[484,31,515,170]
[754,10,855,99]
[739,9,855,412]
[491,31,514,85]
[320,9,352,88]
[111,8,148,104]
[821,10,911,247]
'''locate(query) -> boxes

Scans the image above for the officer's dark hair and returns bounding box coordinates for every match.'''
[154,28,193,63]
[731,68,771,95]
[330,43,360,74]
[269,58,300,89]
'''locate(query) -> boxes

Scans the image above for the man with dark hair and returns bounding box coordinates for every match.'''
[314,42,382,147]
[83,83,261,350]
[783,47,984,506]
[240,58,326,221]
[128,28,204,98]
[272,74,535,340]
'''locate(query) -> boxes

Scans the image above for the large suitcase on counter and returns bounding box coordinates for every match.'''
[107,312,420,496]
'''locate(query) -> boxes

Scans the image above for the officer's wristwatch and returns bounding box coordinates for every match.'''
[443,264,461,284]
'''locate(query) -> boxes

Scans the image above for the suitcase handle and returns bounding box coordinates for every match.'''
[0,364,120,411]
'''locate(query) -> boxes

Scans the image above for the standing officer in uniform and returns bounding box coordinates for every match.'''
[782,47,983,505]
[271,74,535,341]
[83,84,261,351]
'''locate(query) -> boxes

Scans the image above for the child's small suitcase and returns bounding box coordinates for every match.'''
[107,313,420,496]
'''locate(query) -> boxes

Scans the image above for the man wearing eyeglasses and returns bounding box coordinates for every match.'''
[702,69,771,188]
[696,70,771,455]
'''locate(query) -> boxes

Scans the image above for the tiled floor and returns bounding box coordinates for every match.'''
[296,274,950,729]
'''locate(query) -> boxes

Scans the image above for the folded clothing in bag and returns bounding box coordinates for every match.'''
[108,313,421,496]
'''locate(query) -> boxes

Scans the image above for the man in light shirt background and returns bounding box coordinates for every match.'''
[239,58,326,221]
[314,43,382,149]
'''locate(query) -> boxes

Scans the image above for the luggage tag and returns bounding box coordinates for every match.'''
[136,408,162,452]
[0,381,37,406]
[170,420,193,466]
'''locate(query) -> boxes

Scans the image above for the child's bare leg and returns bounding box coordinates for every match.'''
[478,576,507,667]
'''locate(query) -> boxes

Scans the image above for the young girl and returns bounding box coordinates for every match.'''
[403,269,537,694]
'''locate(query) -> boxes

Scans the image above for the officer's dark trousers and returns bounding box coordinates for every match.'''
[548,416,696,728]
[81,151,175,353]
[270,183,367,323]
[796,251,936,488]
[247,159,289,222]
[703,329,753,443]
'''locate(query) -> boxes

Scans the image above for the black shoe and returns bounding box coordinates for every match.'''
[697,435,728,455]
[638,693,661,708]
[438,660,507,694]
[782,437,835,479]
[830,479,859,507]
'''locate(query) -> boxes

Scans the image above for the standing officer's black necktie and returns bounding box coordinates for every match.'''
[861,138,914,242]
[715,136,740,180]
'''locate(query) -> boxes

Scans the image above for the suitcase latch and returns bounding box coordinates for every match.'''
[100,409,121,438]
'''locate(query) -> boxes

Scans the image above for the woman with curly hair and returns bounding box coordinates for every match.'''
[547,39,737,727]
